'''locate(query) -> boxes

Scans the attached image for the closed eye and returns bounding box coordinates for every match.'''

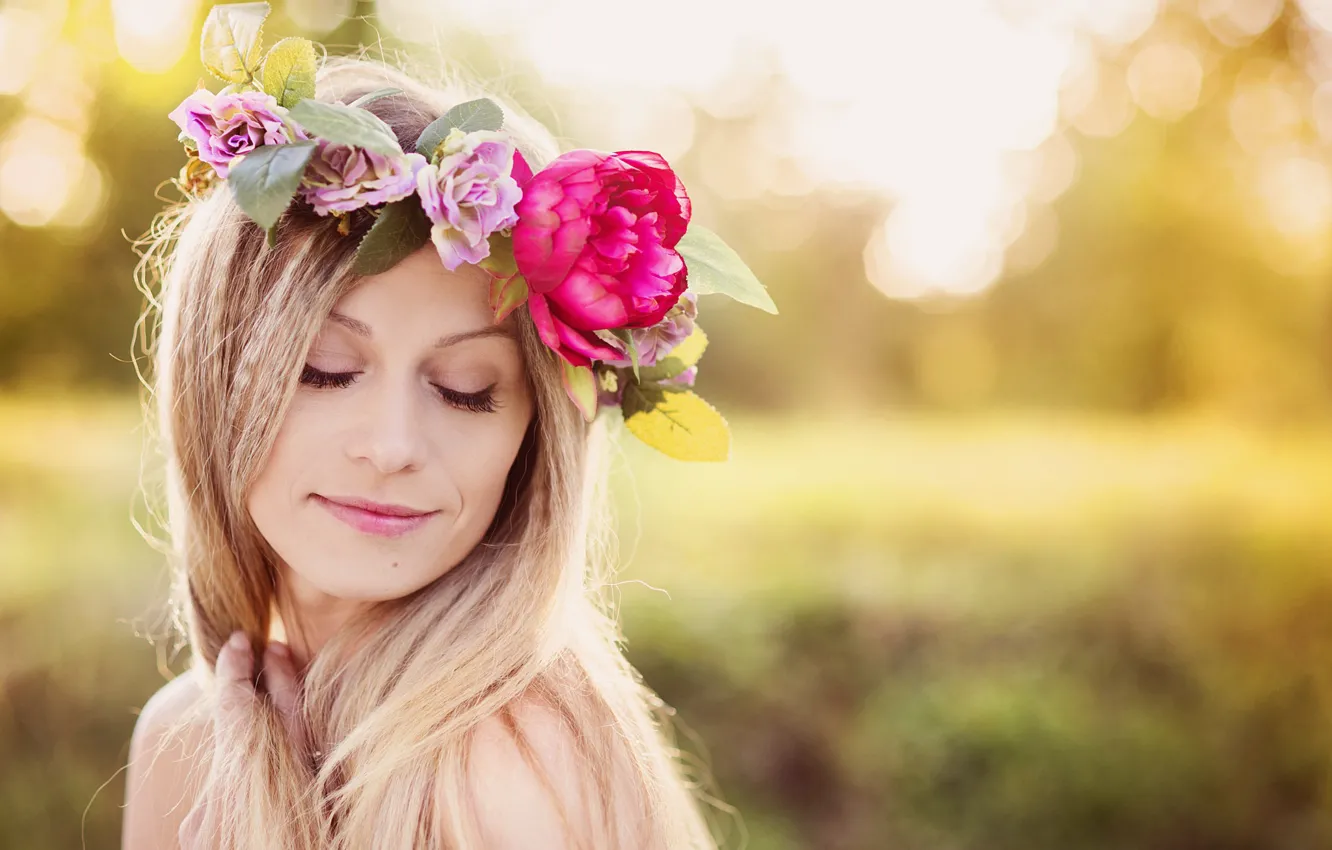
[299,365,499,414]
[435,383,499,414]
[300,364,356,389]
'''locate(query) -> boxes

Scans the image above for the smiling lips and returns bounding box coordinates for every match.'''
[313,494,439,538]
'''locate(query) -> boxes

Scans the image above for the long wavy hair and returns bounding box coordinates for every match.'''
[134,55,725,849]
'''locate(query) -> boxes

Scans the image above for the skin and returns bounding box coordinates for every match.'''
[247,244,535,668]
[126,629,605,849]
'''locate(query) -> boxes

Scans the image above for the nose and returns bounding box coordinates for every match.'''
[345,373,431,475]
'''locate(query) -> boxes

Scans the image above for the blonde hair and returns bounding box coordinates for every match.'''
[134,55,725,849]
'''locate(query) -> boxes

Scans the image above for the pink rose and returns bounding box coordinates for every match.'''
[168,89,303,178]
[416,129,523,271]
[297,139,427,216]
[512,150,691,367]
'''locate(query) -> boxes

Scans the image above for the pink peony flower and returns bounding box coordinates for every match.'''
[415,128,523,271]
[297,139,427,216]
[512,149,691,368]
[168,89,303,178]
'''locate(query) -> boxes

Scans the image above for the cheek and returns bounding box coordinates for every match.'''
[247,398,325,514]
[244,398,355,592]
[446,407,533,525]
[245,430,301,566]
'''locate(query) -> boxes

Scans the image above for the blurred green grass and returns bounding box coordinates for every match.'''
[613,408,1332,607]
[5,395,1332,849]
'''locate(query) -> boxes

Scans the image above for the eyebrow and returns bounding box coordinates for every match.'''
[328,310,515,349]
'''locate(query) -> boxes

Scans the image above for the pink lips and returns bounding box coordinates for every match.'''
[313,494,438,538]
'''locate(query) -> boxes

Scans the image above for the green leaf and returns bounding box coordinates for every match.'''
[622,385,730,462]
[288,99,402,156]
[201,2,269,84]
[227,140,316,231]
[560,360,598,421]
[639,326,708,383]
[441,98,505,133]
[676,224,778,314]
[348,87,402,109]
[623,332,641,381]
[353,199,431,275]
[261,37,316,108]
[415,98,504,158]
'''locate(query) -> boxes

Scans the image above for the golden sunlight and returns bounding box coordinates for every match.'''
[0,117,97,228]
[111,0,199,74]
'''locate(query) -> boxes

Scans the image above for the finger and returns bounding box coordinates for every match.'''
[214,630,257,732]
[215,630,254,681]
[262,642,304,741]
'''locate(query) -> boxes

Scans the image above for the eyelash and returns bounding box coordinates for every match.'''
[299,365,499,414]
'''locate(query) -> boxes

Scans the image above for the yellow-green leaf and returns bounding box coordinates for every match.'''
[624,388,730,462]
[489,273,529,323]
[560,360,598,421]
[639,326,708,383]
[479,231,518,279]
[201,2,270,84]
[261,36,316,107]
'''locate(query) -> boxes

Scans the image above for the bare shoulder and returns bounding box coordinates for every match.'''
[123,668,212,850]
[467,695,638,848]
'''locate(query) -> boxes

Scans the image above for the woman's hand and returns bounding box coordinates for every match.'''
[178,631,307,848]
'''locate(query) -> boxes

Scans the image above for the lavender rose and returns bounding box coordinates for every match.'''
[297,140,427,216]
[627,293,697,367]
[168,89,303,178]
[415,128,522,270]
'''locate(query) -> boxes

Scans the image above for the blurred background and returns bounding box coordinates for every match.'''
[4,0,1332,847]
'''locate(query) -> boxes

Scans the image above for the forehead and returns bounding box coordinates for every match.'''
[326,244,499,339]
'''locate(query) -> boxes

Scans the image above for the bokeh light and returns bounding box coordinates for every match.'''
[1127,41,1206,120]
[111,0,199,74]
[286,0,354,35]
[0,9,46,96]
[0,117,103,228]
[1199,0,1283,45]
[1228,67,1304,153]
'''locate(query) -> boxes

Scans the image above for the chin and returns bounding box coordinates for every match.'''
[286,552,449,603]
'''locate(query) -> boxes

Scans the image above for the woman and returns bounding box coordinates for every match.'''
[119,15,770,847]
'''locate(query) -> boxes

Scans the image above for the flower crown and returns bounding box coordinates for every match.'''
[167,2,776,462]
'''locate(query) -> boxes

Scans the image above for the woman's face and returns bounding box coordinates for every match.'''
[247,245,535,604]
